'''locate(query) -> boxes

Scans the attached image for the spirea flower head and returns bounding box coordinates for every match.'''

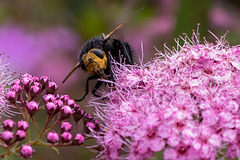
[91,28,240,160]
[1,74,101,159]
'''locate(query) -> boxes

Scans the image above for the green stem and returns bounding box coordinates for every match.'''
[30,116,41,135]
[13,103,26,118]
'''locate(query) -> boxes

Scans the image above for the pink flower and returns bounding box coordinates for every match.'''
[134,119,165,153]
[17,120,29,131]
[60,105,73,120]
[1,130,14,144]
[26,101,39,116]
[103,131,122,159]
[61,132,72,143]
[20,144,34,158]
[72,133,84,145]
[91,28,240,159]
[46,131,59,144]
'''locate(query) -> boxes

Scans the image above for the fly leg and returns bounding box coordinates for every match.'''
[75,74,99,101]
[92,81,103,97]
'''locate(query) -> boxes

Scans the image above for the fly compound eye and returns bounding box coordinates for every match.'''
[90,49,104,59]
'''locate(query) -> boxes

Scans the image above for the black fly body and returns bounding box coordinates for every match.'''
[62,8,143,101]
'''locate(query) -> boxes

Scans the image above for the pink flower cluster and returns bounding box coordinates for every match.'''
[92,31,240,160]
[1,74,100,159]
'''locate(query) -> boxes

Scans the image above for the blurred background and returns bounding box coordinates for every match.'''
[1,0,240,159]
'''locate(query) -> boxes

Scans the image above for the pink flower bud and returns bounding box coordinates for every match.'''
[6,91,17,103]
[46,82,58,94]
[22,76,32,92]
[85,121,98,134]
[22,77,31,86]
[43,94,55,102]
[60,106,73,120]
[1,130,13,144]
[22,73,32,78]
[73,105,85,122]
[13,79,21,85]
[60,122,72,133]
[32,76,39,82]
[67,99,75,108]
[29,85,41,98]
[20,144,34,158]
[61,132,72,143]
[72,133,84,145]
[40,76,50,86]
[17,120,29,131]
[27,101,39,116]
[11,84,22,94]
[60,95,70,103]
[46,131,59,144]
[16,130,26,141]
[54,99,63,111]
[83,113,93,125]
[45,102,57,115]
[94,119,101,131]
[86,122,96,130]
[55,94,60,99]
[3,119,14,131]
